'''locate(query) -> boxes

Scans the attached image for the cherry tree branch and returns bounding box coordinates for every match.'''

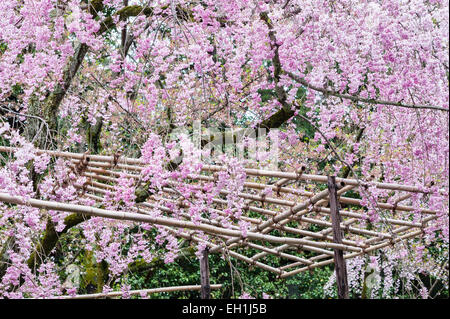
[285,71,448,112]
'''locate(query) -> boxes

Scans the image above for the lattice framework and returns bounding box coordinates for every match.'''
[0,146,441,278]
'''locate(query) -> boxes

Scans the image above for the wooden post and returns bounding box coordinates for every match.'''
[200,247,211,299]
[327,176,349,299]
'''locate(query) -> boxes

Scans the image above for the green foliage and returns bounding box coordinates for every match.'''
[0,41,7,54]
[285,267,334,299]
[258,89,276,103]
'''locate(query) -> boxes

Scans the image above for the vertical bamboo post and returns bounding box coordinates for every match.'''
[327,176,349,299]
[200,248,211,299]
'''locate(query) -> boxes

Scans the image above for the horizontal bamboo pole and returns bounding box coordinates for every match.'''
[2,145,444,194]
[316,207,422,228]
[202,165,442,194]
[163,183,297,208]
[0,146,143,165]
[294,215,387,239]
[0,193,363,252]
[74,159,142,172]
[279,229,424,278]
[272,223,364,247]
[244,242,313,265]
[187,173,314,198]
[84,166,140,179]
[338,196,437,215]
[277,219,360,269]
[58,284,222,299]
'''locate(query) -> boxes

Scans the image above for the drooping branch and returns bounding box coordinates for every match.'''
[97,4,192,35]
[98,5,154,35]
[285,71,448,112]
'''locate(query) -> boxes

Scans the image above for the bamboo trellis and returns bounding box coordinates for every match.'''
[0,146,444,279]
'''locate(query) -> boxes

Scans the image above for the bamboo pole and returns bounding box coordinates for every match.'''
[163,184,297,208]
[271,223,365,247]
[0,146,142,165]
[186,173,314,198]
[58,284,222,299]
[244,242,313,265]
[74,159,142,171]
[279,229,424,278]
[338,196,437,215]
[315,206,423,228]
[0,193,364,252]
[292,215,388,238]
[202,164,442,194]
